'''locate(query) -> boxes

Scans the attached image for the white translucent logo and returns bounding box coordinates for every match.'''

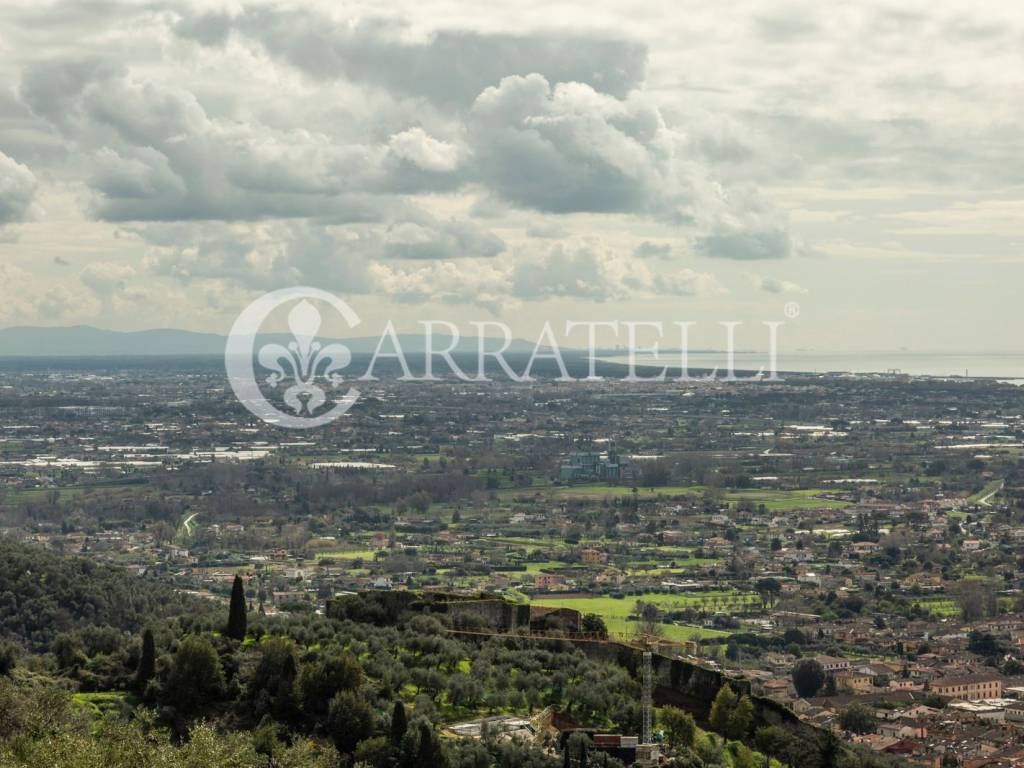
[225,287,360,429]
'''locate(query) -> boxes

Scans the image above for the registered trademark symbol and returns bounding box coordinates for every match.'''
[784,301,801,319]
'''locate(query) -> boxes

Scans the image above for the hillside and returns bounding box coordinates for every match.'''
[0,539,213,651]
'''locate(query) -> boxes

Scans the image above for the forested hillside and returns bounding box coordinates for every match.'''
[0,539,214,650]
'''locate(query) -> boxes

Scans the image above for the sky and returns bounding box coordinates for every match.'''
[0,0,1023,353]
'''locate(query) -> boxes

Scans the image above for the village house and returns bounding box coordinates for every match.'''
[815,655,852,674]
[835,670,873,693]
[930,673,1003,701]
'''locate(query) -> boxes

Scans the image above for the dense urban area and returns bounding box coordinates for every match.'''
[3,357,1024,767]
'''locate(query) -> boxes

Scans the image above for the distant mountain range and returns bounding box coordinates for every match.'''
[0,325,559,357]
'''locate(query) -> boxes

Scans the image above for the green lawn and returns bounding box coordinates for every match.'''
[913,598,958,617]
[969,479,1003,504]
[502,482,849,510]
[529,591,752,642]
[547,484,705,499]
[6,479,150,506]
[521,561,568,573]
[316,548,384,560]
[720,489,850,511]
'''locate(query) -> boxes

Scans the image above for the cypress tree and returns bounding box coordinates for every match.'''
[227,574,247,641]
[136,628,155,690]
[415,721,442,767]
[391,701,408,745]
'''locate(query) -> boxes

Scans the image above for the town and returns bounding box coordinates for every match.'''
[3,357,1024,767]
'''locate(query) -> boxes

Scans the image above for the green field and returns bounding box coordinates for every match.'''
[548,484,703,499]
[530,591,752,642]
[969,479,1003,504]
[505,482,849,510]
[4,479,150,506]
[316,548,384,561]
[521,561,568,573]
[913,598,958,617]
[721,488,850,511]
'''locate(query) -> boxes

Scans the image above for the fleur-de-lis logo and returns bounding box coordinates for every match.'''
[257,300,352,415]
[225,287,361,429]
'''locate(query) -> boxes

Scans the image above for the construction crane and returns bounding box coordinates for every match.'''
[641,650,653,745]
[635,640,660,766]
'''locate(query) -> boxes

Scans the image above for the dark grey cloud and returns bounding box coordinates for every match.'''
[175,11,647,106]
[19,57,123,132]
[18,60,418,222]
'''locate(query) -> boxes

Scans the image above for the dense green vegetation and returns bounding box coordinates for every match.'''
[0,540,217,652]
[0,543,903,768]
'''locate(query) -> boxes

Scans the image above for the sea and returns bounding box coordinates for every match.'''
[599,351,1024,383]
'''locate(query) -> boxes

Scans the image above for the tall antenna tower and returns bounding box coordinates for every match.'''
[642,650,653,745]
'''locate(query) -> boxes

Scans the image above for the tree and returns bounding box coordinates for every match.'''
[164,635,224,713]
[659,706,696,749]
[635,601,661,637]
[447,674,484,708]
[708,684,754,742]
[354,736,394,767]
[227,575,247,641]
[0,641,18,677]
[297,651,362,720]
[839,702,877,735]
[791,658,826,698]
[823,675,837,696]
[952,580,996,622]
[726,694,753,740]
[564,732,593,768]
[400,718,447,768]
[641,460,672,488]
[729,742,757,768]
[327,690,374,755]
[709,684,738,736]
[135,629,155,691]
[754,578,781,610]
[51,634,87,671]
[246,636,300,725]
[968,630,1004,657]
[391,701,408,745]
[582,614,608,638]
[782,628,806,646]
[1003,658,1024,676]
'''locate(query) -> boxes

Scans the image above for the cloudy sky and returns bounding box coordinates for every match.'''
[1,0,1022,352]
